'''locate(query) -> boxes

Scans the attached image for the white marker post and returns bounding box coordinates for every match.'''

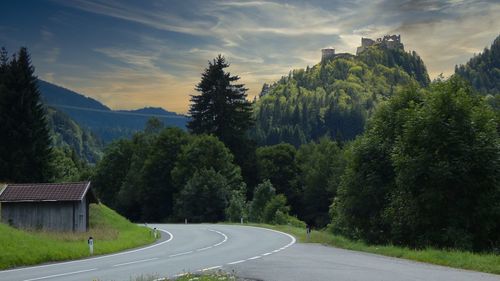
[240,217,243,224]
[153,227,158,239]
[185,218,187,224]
[88,236,94,256]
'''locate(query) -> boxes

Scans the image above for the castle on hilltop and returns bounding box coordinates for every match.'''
[356,34,404,55]
[321,35,404,62]
[321,48,354,62]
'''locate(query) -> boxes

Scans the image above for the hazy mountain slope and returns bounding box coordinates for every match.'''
[38,80,188,143]
[46,107,103,163]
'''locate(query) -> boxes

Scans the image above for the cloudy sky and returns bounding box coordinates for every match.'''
[1,0,499,113]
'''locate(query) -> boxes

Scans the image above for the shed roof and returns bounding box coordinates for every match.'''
[0,181,98,203]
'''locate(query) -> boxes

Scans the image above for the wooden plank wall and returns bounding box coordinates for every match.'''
[0,201,87,232]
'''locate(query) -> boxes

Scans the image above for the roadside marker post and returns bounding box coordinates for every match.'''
[153,227,158,239]
[240,217,243,224]
[88,236,94,256]
[185,218,187,224]
[306,225,311,241]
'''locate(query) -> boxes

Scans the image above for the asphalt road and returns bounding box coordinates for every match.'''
[0,224,498,281]
[0,224,294,281]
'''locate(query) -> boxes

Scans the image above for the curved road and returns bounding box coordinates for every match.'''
[1,224,499,281]
[0,224,294,281]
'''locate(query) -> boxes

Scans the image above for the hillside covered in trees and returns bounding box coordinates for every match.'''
[455,34,500,95]
[39,80,188,143]
[47,107,103,163]
[252,45,429,146]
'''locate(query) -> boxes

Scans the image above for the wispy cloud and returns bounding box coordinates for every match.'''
[36,0,500,112]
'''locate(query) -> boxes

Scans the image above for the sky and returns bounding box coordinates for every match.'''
[0,0,499,114]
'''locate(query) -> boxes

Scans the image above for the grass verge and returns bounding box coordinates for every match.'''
[0,204,156,270]
[245,223,500,275]
[128,271,239,281]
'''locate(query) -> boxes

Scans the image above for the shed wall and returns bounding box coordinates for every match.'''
[0,201,86,232]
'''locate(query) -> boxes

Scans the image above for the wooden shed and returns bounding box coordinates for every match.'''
[0,181,98,232]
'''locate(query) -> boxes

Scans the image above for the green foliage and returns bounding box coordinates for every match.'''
[93,127,189,222]
[262,194,290,225]
[225,187,248,222]
[253,45,429,146]
[139,128,189,221]
[256,143,299,212]
[295,138,345,227]
[331,77,500,251]
[188,55,254,153]
[172,134,243,191]
[93,126,245,222]
[49,147,87,182]
[188,55,256,200]
[0,204,155,270]
[93,139,135,211]
[174,169,230,222]
[455,35,500,95]
[249,180,276,222]
[46,107,103,163]
[0,47,53,182]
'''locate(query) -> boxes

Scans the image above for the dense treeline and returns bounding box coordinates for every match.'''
[92,121,303,227]
[2,41,499,254]
[455,35,500,95]
[252,45,430,146]
[331,77,500,251]
[92,47,500,252]
[0,47,92,183]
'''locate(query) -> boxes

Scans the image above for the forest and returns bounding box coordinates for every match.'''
[0,35,499,253]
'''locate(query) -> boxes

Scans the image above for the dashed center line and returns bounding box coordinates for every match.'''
[169,251,193,257]
[196,246,213,251]
[112,258,158,267]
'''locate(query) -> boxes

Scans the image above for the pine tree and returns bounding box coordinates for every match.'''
[0,47,52,182]
[188,55,253,152]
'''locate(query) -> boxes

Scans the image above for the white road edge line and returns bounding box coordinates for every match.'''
[247,256,261,260]
[1,228,174,274]
[22,268,97,281]
[112,257,159,267]
[202,266,221,271]
[223,225,296,268]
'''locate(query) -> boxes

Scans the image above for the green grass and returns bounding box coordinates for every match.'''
[245,223,500,275]
[0,204,156,270]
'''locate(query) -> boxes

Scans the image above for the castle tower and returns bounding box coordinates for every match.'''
[321,48,335,62]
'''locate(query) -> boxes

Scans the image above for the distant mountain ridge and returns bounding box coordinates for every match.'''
[38,80,188,143]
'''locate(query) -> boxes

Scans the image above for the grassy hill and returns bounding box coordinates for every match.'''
[0,204,156,269]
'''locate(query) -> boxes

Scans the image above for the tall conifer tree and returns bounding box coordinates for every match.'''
[0,47,52,182]
[188,55,253,152]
